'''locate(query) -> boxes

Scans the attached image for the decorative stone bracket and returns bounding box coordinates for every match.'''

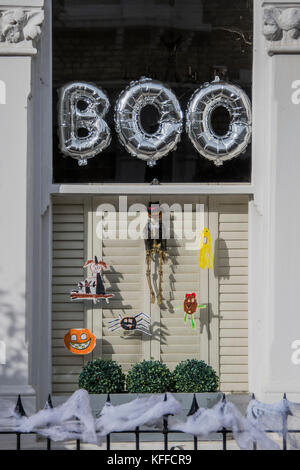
[263,7,300,55]
[0,8,44,55]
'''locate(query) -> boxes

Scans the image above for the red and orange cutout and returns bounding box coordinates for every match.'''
[64,328,96,355]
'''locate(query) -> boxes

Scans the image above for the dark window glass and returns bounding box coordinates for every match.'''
[53,0,253,183]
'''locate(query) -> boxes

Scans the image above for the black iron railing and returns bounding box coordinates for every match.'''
[0,393,297,450]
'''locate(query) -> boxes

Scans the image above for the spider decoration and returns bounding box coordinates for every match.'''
[108,313,151,336]
[182,293,206,329]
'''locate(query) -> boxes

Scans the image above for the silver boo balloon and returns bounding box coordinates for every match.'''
[114,77,183,167]
[58,82,111,166]
[186,79,252,166]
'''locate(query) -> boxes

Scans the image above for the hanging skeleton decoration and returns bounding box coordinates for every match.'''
[70,256,114,304]
[182,293,206,329]
[144,202,167,305]
[108,312,151,335]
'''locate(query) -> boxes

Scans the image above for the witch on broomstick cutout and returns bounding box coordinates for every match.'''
[70,256,114,304]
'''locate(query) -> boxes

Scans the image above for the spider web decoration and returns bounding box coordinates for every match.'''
[170,397,279,450]
[108,312,151,336]
[96,394,181,435]
[17,390,97,444]
[10,391,300,449]
[247,396,300,450]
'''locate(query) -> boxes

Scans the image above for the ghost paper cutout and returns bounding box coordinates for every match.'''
[199,228,213,269]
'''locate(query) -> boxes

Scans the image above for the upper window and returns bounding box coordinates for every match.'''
[53,0,253,183]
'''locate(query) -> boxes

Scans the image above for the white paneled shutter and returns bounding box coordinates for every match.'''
[52,195,248,394]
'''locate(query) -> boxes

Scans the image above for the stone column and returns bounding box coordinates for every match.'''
[0,0,44,411]
[251,1,300,401]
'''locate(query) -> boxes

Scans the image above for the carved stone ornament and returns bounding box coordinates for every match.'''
[263,7,300,41]
[0,8,44,54]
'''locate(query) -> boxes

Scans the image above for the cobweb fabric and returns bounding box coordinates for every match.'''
[17,389,97,443]
[0,399,16,418]
[0,399,18,429]
[3,390,300,448]
[247,397,300,449]
[15,391,182,444]
[95,393,182,435]
[170,399,279,450]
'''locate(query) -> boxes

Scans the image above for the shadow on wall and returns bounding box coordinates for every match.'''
[83,236,231,361]
[214,238,230,280]
[0,288,28,386]
[101,264,149,357]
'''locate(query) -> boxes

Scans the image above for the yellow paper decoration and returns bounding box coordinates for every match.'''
[199,228,213,269]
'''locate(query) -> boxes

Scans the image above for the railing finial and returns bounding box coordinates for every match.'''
[187,393,199,416]
[45,394,53,409]
[15,395,27,417]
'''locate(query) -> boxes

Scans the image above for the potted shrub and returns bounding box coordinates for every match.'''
[78,359,125,394]
[126,360,172,393]
[75,358,222,443]
[78,359,126,414]
[172,359,219,393]
[170,359,221,422]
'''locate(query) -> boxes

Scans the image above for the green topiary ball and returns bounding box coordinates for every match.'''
[172,359,219,393]
[78,359,125,394]
[126,360,172,393]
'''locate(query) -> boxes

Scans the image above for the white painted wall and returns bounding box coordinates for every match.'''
[0,56,33,396]
[0,1,46,413]
[250,0,300,402]
[28,0,52,408]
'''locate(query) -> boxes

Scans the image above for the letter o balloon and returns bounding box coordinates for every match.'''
[114,77,183,167]
[186,79,252,166]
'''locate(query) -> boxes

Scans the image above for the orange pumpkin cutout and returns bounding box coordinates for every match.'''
[64,328,96,355]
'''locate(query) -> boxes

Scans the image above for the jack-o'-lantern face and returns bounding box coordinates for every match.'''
[184,293,198,315]
[64,328,96,355]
